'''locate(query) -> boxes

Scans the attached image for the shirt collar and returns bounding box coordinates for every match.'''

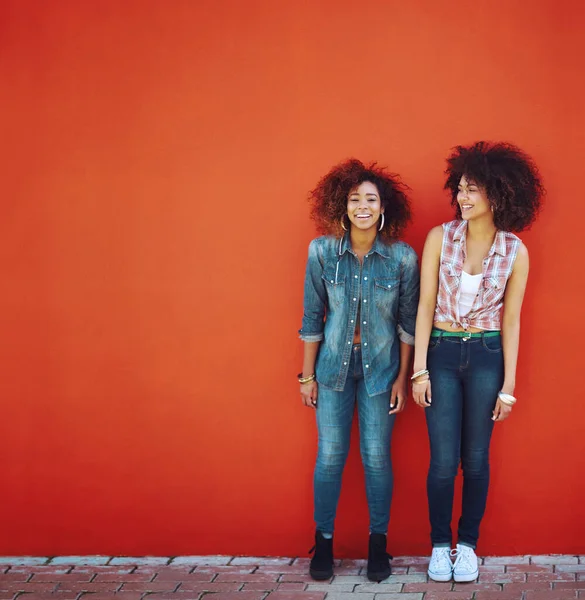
[339,232,391,258]
[452,220,507,257]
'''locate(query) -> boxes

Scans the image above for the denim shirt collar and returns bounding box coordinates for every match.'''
[338,232,393,259]
[452,220,507,257]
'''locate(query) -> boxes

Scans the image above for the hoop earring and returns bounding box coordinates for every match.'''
[378,213,385,231]
[341,214,348,231]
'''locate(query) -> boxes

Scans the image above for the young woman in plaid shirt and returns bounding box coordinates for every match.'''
[412,142,544,582]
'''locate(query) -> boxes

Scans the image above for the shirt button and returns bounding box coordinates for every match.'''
[353,298,357,301]
[350,319,354,323]
[354,275,358,279]
[365,364,370,368]
[363,299,367,303]
[387,284,392,288]
[364,276,368,280]
[343,361,347,365]
[348,341,351,345]
[364,342,368,346]
[330,280,334,283]
[363,321,367,325]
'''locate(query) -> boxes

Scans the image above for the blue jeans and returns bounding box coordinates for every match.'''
[314,344,396,535]
[426,331,504,549]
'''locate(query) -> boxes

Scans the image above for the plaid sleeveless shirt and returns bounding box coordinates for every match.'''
[434,220,521,331]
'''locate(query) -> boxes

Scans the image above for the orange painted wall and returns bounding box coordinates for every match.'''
[1,0,584,556]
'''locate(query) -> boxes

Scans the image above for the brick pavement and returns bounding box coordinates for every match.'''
[0,555,583,599]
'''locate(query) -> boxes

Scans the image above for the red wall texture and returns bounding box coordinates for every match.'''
[1,0,584,557]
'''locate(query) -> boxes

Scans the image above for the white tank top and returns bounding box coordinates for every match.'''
[459,271,482,317]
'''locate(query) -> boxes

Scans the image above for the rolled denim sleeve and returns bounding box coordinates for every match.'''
[298,239,327,342]
[397,247,420,345]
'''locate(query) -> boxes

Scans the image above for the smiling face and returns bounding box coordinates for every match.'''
[457,175,492,222]
[346,181,383,232]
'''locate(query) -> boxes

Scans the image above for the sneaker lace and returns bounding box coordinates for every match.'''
[432,547,452,570]
[451,546,474,571]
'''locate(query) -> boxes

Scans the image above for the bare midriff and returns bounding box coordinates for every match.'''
[433,321,493,334]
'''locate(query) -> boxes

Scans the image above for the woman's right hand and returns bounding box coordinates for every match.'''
[300,381,318,408]
[412,379,432,408]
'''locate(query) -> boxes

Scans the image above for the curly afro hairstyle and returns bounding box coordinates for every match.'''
[444,141,544,232]
[309,158,411,241]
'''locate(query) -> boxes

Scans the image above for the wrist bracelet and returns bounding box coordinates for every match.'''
[498,392,517,406]
[411,369,429,381]
[298,372,316,384]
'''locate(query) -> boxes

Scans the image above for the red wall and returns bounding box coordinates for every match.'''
[1,0,583,556]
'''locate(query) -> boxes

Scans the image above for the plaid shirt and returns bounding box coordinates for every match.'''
[434,220,521,330]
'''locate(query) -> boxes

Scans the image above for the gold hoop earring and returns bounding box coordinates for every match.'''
[378,213,385,231]
[341,215,348,231]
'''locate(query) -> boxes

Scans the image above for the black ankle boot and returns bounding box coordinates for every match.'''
[367,533,392,582]
[309,530,334,580]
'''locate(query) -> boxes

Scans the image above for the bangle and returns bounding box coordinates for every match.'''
[498,392,516,406]
[412,378,429,385]
[411,369,429,381]
[298,373,316,384]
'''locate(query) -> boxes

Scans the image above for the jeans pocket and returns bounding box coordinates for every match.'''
[482,335,502,353]
[428,336,441,352]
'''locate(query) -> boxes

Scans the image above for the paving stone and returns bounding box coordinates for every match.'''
[292,557,342,567]
[506,565,553,573]
[527,572,577,582]
[215,573,279,583]
[48,556,111,566]
[77,595,142,600]
[9,594,79,600]
[170,555,233,566]
[241,581,280,591]
[452,583,502,591]
[353,582,402,592]
[280,573,328,583]
[474,592,524,600]
[479,572,527,583]
[120,581,180,592]
[109,556,171,566]
[176,581,241,592]
[402,582,453,592]
[265,593,325,600]
[554,582,585,590]
[276,582,306,591]
[524,592,579,600]
[0,557,50,566]
[531,556,579,565]
[392,557,431,566]
[193,565,255,574]
[305,582,356,592]
[154,570,215,582]
[423,592,474,600]
[484,556,530,565]
[231,556,292,566]
[191,593,265,600]
[321,593,373,600]
[374,594,423,600]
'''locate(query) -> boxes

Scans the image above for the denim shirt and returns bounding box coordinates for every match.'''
[299,234,420,396]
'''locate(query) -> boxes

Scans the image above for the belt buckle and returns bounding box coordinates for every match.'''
[462,330,471,341]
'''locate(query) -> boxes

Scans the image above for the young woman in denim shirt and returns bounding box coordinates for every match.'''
[298,159,419,582]
[412,142,544,582]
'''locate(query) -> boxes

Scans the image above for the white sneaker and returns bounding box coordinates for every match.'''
[452,543,479,582]
[428,546,453,582]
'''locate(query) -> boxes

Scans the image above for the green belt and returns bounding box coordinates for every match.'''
[431,329,500,338]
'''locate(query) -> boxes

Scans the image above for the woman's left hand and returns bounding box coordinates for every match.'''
[492,398,513,422]
[389,375,408,415]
